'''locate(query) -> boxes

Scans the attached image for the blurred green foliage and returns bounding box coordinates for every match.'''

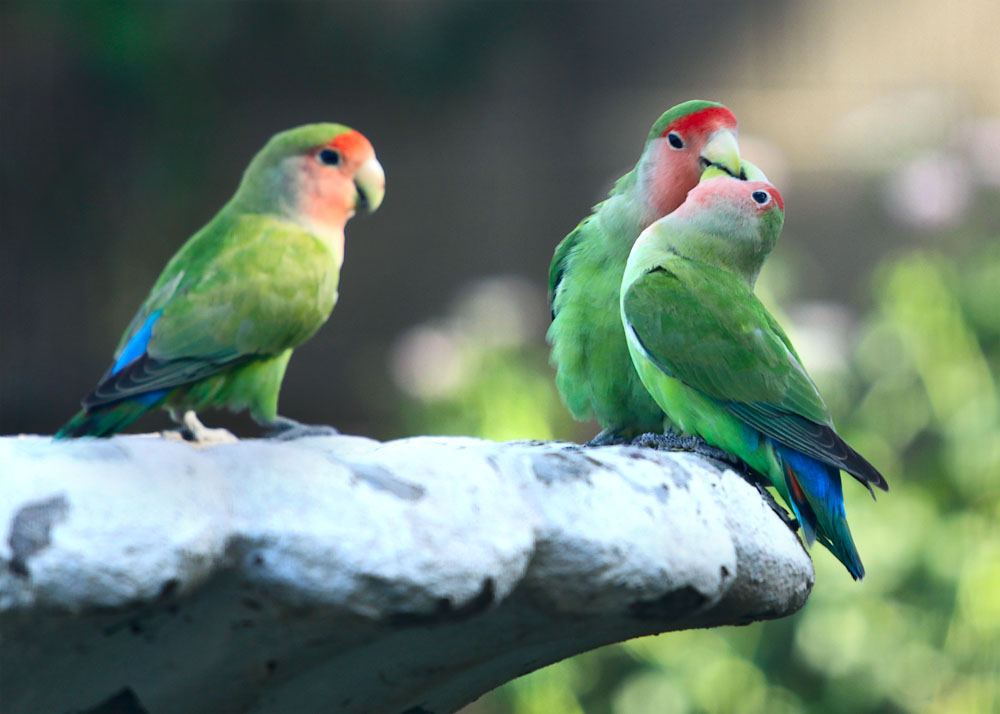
[398,345,572,442]
[392,276,578,442]
[400,223,999,713]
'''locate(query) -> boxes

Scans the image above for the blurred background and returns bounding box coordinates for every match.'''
[2,1,998,712]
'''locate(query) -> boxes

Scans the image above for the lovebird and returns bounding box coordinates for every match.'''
[56,123,385,440]
[548,100,747,445]
[620,173,888,579]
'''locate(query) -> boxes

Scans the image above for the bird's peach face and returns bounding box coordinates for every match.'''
[294,130,385,233]
[681,177,784,222]
[645,106,741,218]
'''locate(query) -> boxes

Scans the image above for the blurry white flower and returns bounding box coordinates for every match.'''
[884,152,972,229]
[786,302,856,374]
[389,274,546,400]
[451,275,545,348]
[390,324,465,399]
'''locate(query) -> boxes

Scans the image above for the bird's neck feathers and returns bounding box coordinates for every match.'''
[231,156,349,260]
[597,137,700,256]
[640,212,776,289]
[622,229,670,291]
[594,179,651,257]
[592,151,676,258]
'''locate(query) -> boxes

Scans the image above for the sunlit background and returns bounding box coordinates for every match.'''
[2,1,998,712]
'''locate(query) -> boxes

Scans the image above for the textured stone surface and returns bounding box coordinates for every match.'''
[0,434,813,714]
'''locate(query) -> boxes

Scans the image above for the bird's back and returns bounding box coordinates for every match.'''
[548,195,665,436]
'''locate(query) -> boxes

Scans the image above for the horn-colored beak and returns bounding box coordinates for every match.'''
[354,156,385,213]
[700,129,741,178]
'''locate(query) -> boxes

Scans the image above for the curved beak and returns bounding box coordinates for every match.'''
[739,159,769,182]
[354,156,385,213]
[699,128,741,179]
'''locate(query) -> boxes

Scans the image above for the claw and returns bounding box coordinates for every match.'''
[630,431,738,464]
[584,428,632,447]
[168,410,238,444]
[752,481,799,532]
[258,415,340,441]
[630,431,798,533]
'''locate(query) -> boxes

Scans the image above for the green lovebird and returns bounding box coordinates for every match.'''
[56,124,385,440]
[548,100,748,444]
[620,173,888,579]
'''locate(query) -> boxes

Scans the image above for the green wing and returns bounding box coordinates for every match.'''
[84,215,337,409]
[548,217,591,319]
[549,171,638,319]
[623,260,887,492]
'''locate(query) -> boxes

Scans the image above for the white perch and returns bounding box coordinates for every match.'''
[0,433,813,714]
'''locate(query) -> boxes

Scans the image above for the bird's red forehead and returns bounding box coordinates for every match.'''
[326,130,373,158]
[662,106,738,137]
[770,188,784,212]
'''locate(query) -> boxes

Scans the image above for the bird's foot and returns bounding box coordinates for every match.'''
[631,431,740,465]
[259,415,340,441]
[584,429,631,447]
[169,410,238,444]
[631,432,799,532]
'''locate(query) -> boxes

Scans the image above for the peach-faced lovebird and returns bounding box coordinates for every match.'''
[548,100,747,444]
[620,174,888,579]
[56,124,385,440]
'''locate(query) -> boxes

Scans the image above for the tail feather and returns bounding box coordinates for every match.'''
[783,462,817,547]
[775,443,865,580]
[55,399,158,439]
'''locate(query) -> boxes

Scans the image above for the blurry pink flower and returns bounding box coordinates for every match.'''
[884,152,972,229]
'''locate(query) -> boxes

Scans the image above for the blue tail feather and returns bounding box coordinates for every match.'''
[772,440,865,580]
[55,390,167,439]
[56,310,167,439]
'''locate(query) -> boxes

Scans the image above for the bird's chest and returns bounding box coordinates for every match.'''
[312,261,341,320]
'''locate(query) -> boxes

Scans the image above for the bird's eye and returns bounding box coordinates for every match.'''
[317,148,340,166]
[667,132,685,150]
[751,190,770,205]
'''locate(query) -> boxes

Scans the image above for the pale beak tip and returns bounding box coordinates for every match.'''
[355,157,386,213]
[700,128,742,179]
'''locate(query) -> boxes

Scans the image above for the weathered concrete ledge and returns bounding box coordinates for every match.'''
[0,433,813,714]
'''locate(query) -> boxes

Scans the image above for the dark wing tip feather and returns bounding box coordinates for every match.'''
[815,421,888,493]
[82,355,166,410]
[790,420,889,494]
[725,402,889,494]
[82,353,242,411]
[839,439,889,494]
